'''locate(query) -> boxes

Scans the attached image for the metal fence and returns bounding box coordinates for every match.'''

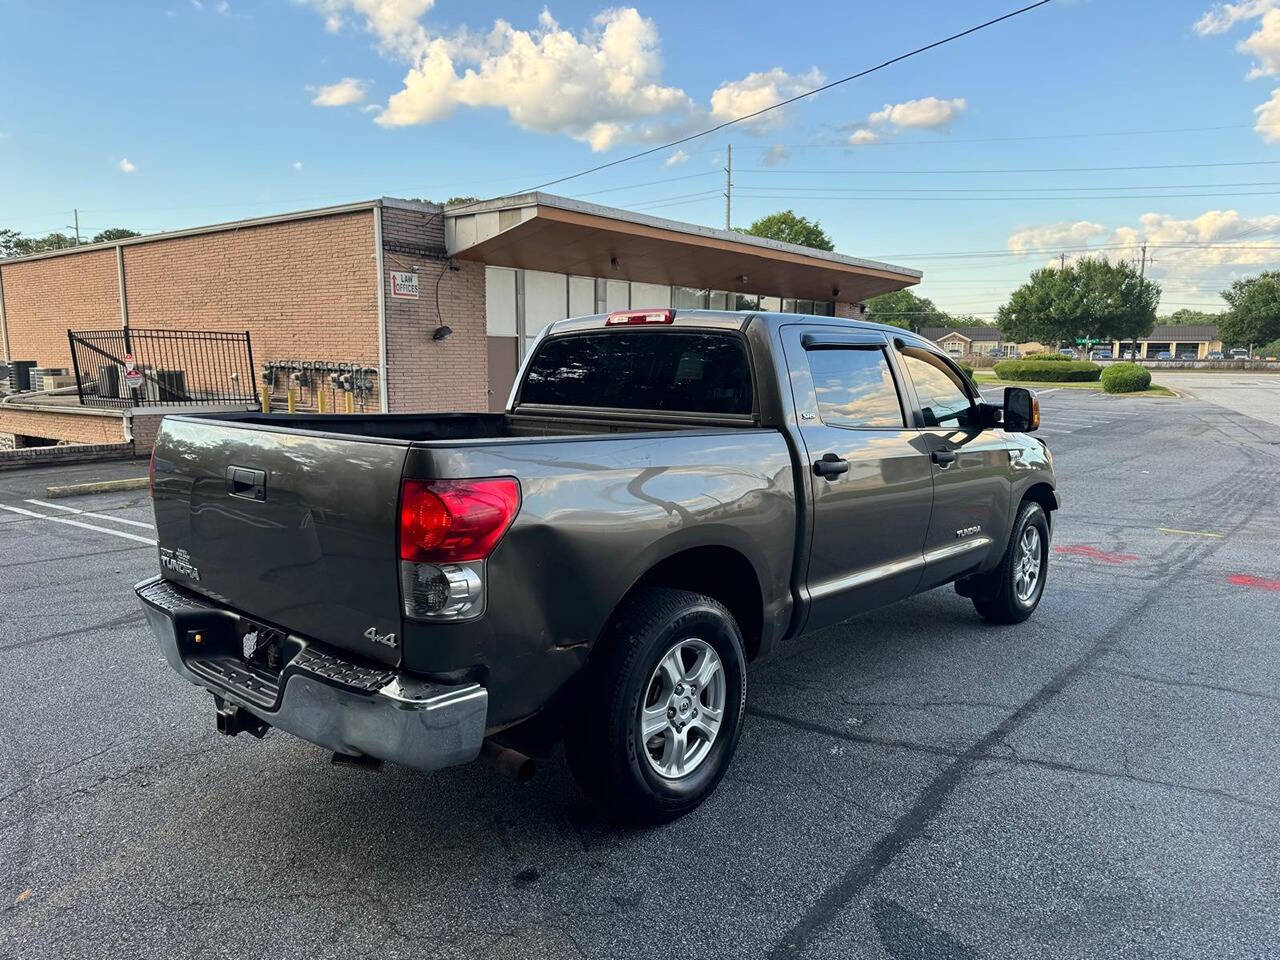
[68,328,257,409]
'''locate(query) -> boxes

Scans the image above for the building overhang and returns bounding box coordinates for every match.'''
[444,193,921,304]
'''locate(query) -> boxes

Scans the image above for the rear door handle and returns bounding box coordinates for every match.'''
[813,453,850,480]
[932,449,958,468]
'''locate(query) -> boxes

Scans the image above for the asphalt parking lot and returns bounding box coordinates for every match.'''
[3,388,1279,960]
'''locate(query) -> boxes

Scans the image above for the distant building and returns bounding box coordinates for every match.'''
[918,326,1025,357]
[918,323,1224,359]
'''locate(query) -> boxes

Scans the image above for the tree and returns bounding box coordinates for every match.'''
[1218,272,1280,349]
[864,289,951,330]
[0,229,22,259]
[443,195,480,206]
[737,210,835,251]
[1160,308,1221,326]
[92,227,141,243]
[998,257,1159,347]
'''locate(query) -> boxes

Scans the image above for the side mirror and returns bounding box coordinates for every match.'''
[1003,387,1039,433]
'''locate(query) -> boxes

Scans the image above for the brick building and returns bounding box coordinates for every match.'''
[0,194,921,454]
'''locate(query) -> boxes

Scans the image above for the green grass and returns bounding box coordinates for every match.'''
[972,371,1176,397]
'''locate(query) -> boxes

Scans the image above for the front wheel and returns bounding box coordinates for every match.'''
[564,587,747,823]
[970,500,1050,624]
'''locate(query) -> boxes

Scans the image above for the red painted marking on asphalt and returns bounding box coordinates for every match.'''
[1227,574,1280,592]
[1053,544,1140,565]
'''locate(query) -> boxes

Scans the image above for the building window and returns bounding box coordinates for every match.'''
[674,287,709,309]
[734,293,759,311]
[709,291,730,310]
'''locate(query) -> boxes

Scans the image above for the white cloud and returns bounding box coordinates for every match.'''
[847,128,878,145]
[119,158,137,173]
[1195,1,1280,140]
[292,160,304,170]
[1257,85,1280,139]
[376,9,699,150]
[216,0,229,13]
[1009,210,1280,299]
[1241,8,1280,76]
[190,0,203,9]
[1007,220,1107,254]
[761,143,790,167]
[310,77,368,106]
[663,148,688,167]
[868,96,967,130]
[301,4,821,151]
[708,67,824,130]
[1194,0,1278,34]
[298,0,435,56]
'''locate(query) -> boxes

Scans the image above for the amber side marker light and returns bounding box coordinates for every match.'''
[605,308,675,326]
[1031,394,1041,430]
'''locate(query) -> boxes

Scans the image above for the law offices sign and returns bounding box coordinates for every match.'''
[390,271,419,300]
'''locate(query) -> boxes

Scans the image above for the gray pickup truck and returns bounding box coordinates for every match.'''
[137,308,1057,820]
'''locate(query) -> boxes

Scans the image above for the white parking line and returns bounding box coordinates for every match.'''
[0,503,157,546]
[24,499,155,529]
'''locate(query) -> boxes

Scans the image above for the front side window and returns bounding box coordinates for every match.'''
[522,331,752,415]
[806,348,904,428]
[901,350,974,427]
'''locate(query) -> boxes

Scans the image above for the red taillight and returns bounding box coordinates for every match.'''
[605,308,675,326]
[398,478,520,563]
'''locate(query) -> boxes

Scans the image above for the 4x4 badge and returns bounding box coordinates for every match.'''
[363,626,397,647]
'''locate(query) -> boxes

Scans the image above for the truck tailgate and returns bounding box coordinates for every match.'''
[151,417,407,666]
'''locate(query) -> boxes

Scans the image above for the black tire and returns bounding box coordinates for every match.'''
[970,500,1050,624]
[564,587,747,823]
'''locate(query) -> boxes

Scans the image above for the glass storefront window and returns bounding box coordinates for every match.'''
[782,298,798,313]
[734,293,759,311]
[760,296,781,312]
[673,287,708,309]
[709,291,730,310]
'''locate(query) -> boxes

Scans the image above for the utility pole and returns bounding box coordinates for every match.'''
[1059,252,1066,270]
[724,144,733,230]
[67,209,82,246]
[1138,241,1148,278]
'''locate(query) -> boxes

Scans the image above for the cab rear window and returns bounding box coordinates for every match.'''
[521,331,753,415]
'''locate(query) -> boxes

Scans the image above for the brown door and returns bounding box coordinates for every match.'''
[487,336,518,412]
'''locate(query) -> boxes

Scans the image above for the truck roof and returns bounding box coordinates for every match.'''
[546,309,936,348]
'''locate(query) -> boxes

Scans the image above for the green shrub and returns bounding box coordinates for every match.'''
[1100,362,1151,393]
[957,361,974,379]
[1022,352,1077,361]
[993,359,1102,382]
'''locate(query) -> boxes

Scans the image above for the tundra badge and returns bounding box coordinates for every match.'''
[955,525,981,539]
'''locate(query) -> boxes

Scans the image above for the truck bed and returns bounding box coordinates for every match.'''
[189,410,747,444]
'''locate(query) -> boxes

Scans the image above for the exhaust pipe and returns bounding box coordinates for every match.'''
[481,741,536,783]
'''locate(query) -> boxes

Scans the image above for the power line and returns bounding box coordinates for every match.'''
[735,179,1280,193]
[734,189,1280,202]
[737,158,1280,175]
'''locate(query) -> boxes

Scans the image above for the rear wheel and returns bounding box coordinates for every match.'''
[970,500,1049,624]
[565,587,746,823]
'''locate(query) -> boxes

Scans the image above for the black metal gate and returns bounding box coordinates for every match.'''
[68,328,257,409]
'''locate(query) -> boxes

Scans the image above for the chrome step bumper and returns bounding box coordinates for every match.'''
[136,577,487,771]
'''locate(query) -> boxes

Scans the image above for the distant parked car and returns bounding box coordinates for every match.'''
[1230,348,1250,359]
[1207,351,1224,360]
[1093,349,1113,360]
[1156,351,1173,360]
[1121,350,1135,360]
[1058,348,1076,357]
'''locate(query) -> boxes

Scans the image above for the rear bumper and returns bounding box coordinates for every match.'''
[135,577,487,771]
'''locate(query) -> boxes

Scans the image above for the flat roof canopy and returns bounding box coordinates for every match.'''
[445,193,920,304]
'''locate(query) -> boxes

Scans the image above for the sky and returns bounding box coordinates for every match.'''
[3,0,1280,319]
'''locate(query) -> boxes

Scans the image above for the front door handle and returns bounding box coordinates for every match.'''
[813,453,850,480]
[932,449,958,468]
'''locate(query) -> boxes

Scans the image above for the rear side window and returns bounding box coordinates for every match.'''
[521,331,752,414]
[806,348,904,428]
[900,350,974,427]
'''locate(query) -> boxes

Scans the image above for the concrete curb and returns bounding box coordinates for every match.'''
[45,477,149,499]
